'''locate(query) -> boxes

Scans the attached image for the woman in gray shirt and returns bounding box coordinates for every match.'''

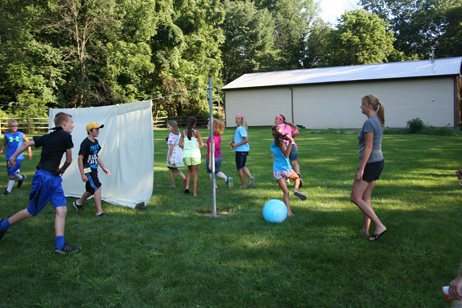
[350,95,387,241]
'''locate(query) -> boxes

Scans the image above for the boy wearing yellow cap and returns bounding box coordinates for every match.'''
[73,122,111,217]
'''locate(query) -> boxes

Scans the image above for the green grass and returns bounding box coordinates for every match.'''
[0,128,461,307]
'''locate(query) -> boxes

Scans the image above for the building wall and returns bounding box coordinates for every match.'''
[225,87,292,127]
[224,77,456,128]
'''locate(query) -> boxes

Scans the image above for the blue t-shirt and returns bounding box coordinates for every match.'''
[4,131,24,160]
[358,116,383,163]
[271,142,291,171]
[234,126,249,152]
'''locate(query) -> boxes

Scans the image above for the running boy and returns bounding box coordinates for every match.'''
[73,122,111,217]
[0,112,81,254]
[0,120,32,195]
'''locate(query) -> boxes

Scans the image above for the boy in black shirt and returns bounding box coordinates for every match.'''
[0,112,81,254]
[73,122,111,217]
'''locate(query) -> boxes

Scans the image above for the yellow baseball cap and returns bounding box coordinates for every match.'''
[86,121,104,132]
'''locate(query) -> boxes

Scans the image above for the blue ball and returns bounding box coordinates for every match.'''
[263,199,288,223]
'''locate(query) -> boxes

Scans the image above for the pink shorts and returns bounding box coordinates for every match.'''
[273,169,294,180]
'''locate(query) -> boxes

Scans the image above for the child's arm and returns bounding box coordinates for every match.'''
[78,154,88,182]
[58,149,73,175]
[196,130,205,148]
[8,140,35,167]
[98,156,111,175]
[231,136,248,148]
[167,144,174,164]
[0,137,6,154]
[281,137,293,158]
[23,134,32,160]
[178,132,184,149]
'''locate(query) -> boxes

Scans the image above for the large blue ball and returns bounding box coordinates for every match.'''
[263,199,288,223]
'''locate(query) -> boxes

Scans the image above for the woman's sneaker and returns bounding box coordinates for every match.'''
[54,242,81,255]
[96,212,107,218]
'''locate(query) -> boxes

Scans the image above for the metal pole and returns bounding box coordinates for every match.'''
[208,77,216,217]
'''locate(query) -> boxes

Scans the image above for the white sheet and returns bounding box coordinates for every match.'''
[49,100,154,208]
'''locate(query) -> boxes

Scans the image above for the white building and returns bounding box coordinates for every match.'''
[222,57,462,129]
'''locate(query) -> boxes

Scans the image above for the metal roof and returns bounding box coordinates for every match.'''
[222,57,462,90]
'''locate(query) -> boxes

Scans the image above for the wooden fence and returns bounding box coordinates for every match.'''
[0,117,49,134]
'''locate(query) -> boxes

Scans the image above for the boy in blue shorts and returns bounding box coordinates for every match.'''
[0,120,32,196]
[0,112,81,254]
[73,122,111,217]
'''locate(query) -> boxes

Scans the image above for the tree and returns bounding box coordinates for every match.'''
[359,0,462,58]
[435,4,462,58]
[220,0,278,84]
[323,10,395,66]
[149,0,225,117]
[255,0,319,70]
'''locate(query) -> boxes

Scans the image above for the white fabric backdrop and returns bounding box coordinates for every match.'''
[49,100,154,208]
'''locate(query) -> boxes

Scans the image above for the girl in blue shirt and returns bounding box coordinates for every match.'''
[271,126,306,216]
[230,113,255,188]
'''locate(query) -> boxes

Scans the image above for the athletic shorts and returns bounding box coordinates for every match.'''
[273,169,294,180]
[85,171,102,194]
[206,157,222,174]
[235,151,248,171]
[27,169,66,216]
[6,158,22,176]
[362,160,384,183]
[184,157,201,166]
[288,144,298,162]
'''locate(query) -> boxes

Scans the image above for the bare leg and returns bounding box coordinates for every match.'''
[55,205,67,236]
[94,187,103,214]
[173,168,186,180]
[77,191,92,206]
[350,179,386,236]
[276,178,293,216]
[169,169,176,186]
[288,172,300,191]
[191,165,199,196]
[238,169,246,187]
[291,160,301,175]
[7,209,33,224]
[185,166,192,190]
[243,167,252,179]
[360,181,375,235]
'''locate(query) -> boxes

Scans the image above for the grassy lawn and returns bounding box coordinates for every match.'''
[0,127,461,307]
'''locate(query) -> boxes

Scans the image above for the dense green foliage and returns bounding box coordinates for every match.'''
[1,0,460,115]
[0,128,461,306]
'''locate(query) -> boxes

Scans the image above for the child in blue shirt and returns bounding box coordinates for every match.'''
[230,113,255,188]
[271,126,306,216]
[0,120,32,195]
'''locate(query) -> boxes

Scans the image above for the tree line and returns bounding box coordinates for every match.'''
[1,0,461,119]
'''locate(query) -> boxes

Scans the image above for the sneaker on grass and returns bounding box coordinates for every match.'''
[2,190,10,196]
[73,201,84,211]
[247,176,255,188]
[54,242,81,255]
[96,212,107,218]
[294,191,307,201]
[18,175,26,188]
[226,177,233,189]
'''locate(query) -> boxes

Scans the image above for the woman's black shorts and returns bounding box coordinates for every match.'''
[363,160,384,183]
